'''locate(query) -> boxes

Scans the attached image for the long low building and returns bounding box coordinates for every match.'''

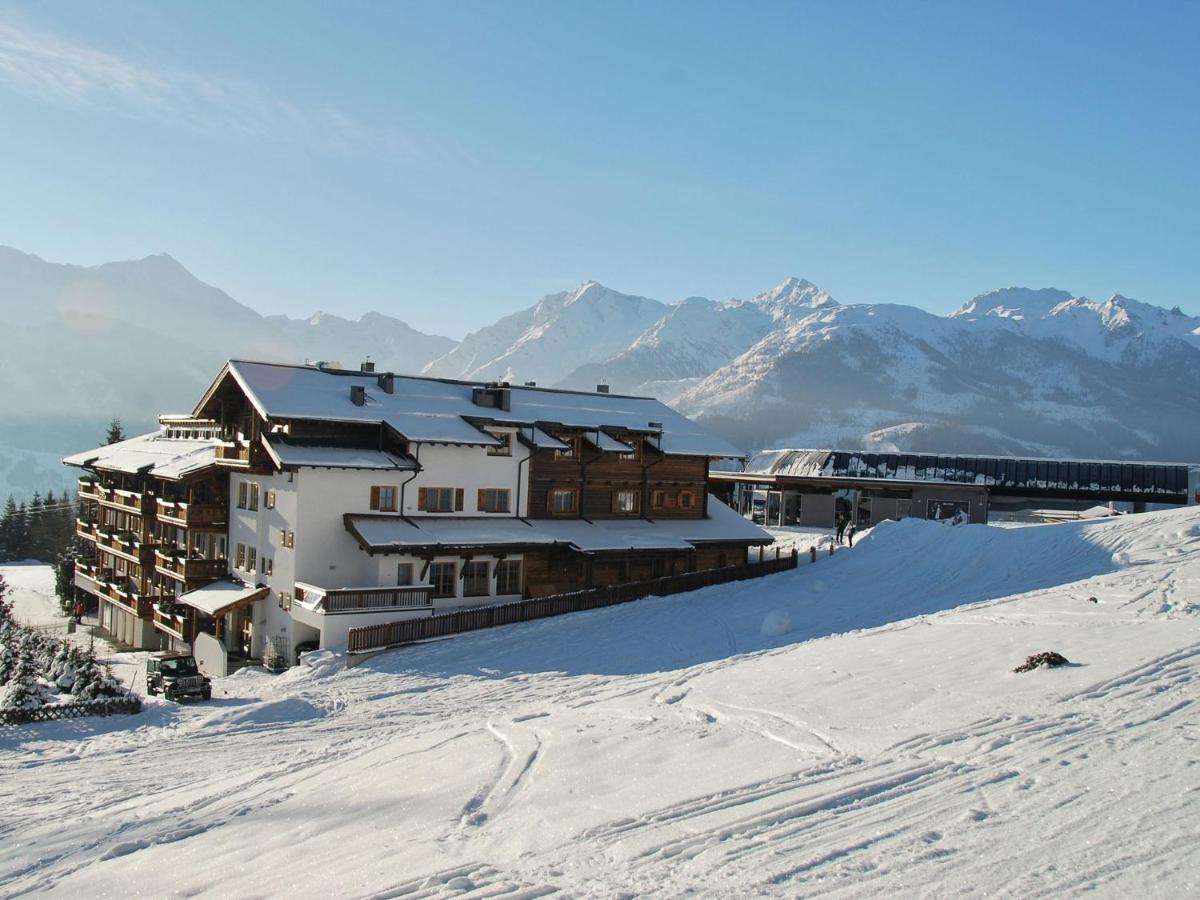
[711,448,1199,528]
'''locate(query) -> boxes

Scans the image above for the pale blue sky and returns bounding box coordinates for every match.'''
[1,1,1197,337]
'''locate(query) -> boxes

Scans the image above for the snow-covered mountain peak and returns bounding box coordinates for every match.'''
[952,287,1074,320]
[751,277,838,320]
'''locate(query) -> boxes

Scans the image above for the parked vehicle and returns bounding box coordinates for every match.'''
[146,652,212,701]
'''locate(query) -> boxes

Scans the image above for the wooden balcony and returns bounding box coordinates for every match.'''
[156,498,227,528]
[95,530,156,564]
[78,479,101,501]
[152,604,193,642]
[97,488,154,516]
[296,584,432,614]
[97,580,156,618]
[216,443,251,467]
[76,519,98,542]
[154,551,228,583]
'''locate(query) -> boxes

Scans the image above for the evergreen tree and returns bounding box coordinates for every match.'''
[0,571,10,626]
[105,417,125,445]
[11,502,30,561]
[0,642,42,710]
[0,496,17,562]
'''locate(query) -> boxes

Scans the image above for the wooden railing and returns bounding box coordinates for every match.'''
[76,519,98,542]
[154,551,227,582]
[300,585,433,614]
[216,444,251,465]
[155,499,227,527]
[347,551,800,655]
[95,530,155,562]
[98,489,154,515]
[78,479,100,500]
[97,582,156,618]
[153,606,192,641]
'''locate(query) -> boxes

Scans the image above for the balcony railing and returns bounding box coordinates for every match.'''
[97,488,154,516]
[155,498,227,527]
[295,584,432,614]
[152,605,192,641]
[76,519,98,542]
[154,551,228,583]
[95,530,156,562]
[78,479,100,500]
[96,580,156,618]
[216,444,251,466]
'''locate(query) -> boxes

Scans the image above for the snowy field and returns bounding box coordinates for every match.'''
[2,509,1199,897]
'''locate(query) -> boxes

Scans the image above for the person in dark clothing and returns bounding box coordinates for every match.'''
[835,516,847,544]
[847,522,857,547]
[73,601,85,624]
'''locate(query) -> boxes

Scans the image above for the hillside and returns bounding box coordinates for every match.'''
[2,508,1197,896]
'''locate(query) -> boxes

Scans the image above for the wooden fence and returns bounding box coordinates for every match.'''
[0,696,143,726]
[348,549,801,656]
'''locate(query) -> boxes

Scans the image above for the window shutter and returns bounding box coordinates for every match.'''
[369,486,381,511]
[455,488,464,511]
[477,488,486,511]
[546,490,553,513]
[417,487,427,511]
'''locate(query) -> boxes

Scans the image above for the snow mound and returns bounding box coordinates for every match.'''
[760,610,793,637]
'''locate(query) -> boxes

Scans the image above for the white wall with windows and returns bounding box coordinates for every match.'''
[372,552,525,607]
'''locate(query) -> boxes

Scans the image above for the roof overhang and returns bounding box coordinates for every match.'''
[177,579,269,617]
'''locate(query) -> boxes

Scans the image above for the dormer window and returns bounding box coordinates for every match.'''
[486,432,513,456]
[555,434,580,459]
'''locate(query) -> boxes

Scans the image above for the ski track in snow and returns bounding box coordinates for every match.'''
[2,509,1199,898]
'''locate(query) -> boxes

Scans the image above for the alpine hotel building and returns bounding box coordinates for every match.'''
[65,360,771,672]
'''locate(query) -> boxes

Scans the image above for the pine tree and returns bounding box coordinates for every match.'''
[105,417,125,445]
[11,502,30,561]
[0,496,17,562]
[0,572,10,627]
[0,643,42,710]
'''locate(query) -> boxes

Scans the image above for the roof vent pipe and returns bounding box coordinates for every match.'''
[377,373,394,394]
[350,385,366,406]
[597,384,610,394]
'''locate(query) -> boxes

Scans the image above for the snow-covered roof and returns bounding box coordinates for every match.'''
[346,516,564,552]
[521,426,571,451]
[263,439,418,471]
[585,430,636,454]
[204,360,744,458]
[345,500,771,555]
[177,579,268,617]
[62,431,220,481]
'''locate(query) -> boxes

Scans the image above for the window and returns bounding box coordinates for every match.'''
[397,563,414,586]
[278,591,292,611]
[652,490,665,509]
[478,488,510,513]
[370,485,397,512]
[237,482,248,509]
[282,529,295,549]
[550,488,577,514]
[420,487,458,513]
[555,434,580,459]
[495,559,522,595]
[246,546,257,573]
[263,557,273,576]
[679,491,694,510]
[235,543,246,568]
[487,432,513,456]
[462,561,489,597]
[614,489,639,514]
[265,490,276,510]
[248,483,260,511]
[429,562,456,599]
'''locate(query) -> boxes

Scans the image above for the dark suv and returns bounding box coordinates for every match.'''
[146,652,212,701]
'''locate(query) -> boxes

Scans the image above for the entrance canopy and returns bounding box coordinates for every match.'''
[178,579,269,617]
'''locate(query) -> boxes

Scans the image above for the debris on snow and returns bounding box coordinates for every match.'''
[1013,651,1071,673]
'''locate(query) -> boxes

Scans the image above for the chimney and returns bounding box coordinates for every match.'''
[361,360,375,373]
[377,373,394,394]
[596,384,610,394]
[471,383,511,411]
[350,385,366,406]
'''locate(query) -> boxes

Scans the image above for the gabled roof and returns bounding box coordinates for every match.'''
[177,579,268,617]
[62,431,220,480]
[196,360,745,458]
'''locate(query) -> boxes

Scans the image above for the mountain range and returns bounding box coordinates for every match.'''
[1,244,1197,499]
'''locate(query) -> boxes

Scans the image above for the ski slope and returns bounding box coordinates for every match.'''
[2,509,1198,898]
